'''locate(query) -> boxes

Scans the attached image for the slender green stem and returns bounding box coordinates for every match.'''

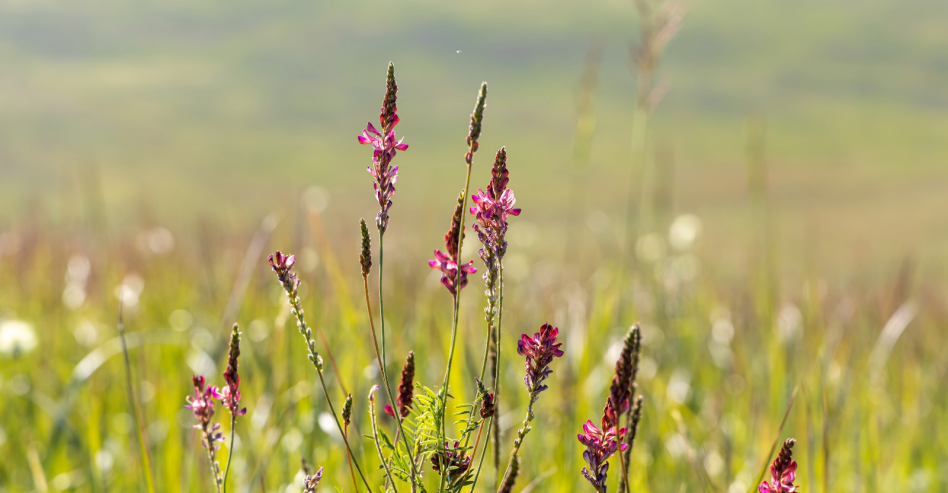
[384,427,402,491]
[499,392,539,490]
[454,416,488,489]
[478,316,493,382]
[492,262,504,488]
[467,262,505,493]
[343,427,360,493]
[200,428,223,493]
[314,368,371,490]
[380,233,387,370]
[439,260,462,396]
[441,162,474,389]
[222,414,236,493]
[117,303,157,493]
[466,416,494,493]
[369,389,400,493]
[286,291,372,490]
[437,161,475,493]
[466,260,506,492]
[364,272,421,490]
[460,257,498,451]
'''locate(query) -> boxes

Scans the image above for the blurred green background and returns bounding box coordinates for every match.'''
[1,0,947,491]
[3,0,948,274]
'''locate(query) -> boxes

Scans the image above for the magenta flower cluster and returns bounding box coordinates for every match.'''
[470,147,521,261]
[429,249,477,295]
[429,196,477,295]
[185,375,225,448]
[759,439,798,493]
[358,62,408,234]
[269,251,299,293]
[517,323,564,395]
[578,420,628,491]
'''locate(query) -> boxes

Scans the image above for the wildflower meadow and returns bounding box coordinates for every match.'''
[2,1,947,492]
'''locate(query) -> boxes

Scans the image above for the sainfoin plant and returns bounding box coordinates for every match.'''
[176,62,803,492]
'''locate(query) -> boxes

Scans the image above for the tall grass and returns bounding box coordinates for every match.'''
[0,187,943,491]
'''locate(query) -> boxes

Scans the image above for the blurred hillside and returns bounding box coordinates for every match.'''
[1,0,947,278]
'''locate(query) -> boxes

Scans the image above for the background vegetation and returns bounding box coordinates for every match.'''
[1,0,946,491]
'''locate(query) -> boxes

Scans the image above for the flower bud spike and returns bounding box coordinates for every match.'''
[359,218,372,278]
[342,393,353,427]
[759,439,798,493]
[465,82,488,165]
[397,351,415,418]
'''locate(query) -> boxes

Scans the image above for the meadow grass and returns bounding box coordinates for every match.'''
[0,188,944,491]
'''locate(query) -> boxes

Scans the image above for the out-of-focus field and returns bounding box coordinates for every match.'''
[1,0,947,491]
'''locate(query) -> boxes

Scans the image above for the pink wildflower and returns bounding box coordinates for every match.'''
[517,323,564,395]
[429,193,476,295]
[578,420,628,491]
[359,62,408,234]
[759,439,798,493]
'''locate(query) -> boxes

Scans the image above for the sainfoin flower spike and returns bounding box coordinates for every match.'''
[268,250,373,490]
[578,420,628,492]
[580,324,644,492]
[518,323,565,395]
[429,192,476,295]
[759,439,798,493]
[359,62,408,234]
[222,324,246,417]
[497,323,564,491]
[268,251,299,293]
[471,147,521,261]
[602,324,640,431]
[185,375,225,489]
[268,251,323,371]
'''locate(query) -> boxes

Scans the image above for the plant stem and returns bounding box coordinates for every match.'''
[462,257,499,450]
[492,262,505,489]
[384,427,403,491]
[344,427,360,493]
[498,392,539,492]
[200,427,223,493]
[452,417,488,490]
[466,416,494,493]
[364,273,421,490]
[441,162,474,389]
[286,291,372,490]
[369,390,400,493]
[437,160,475,491]
[117,302,157,493]
[315,367,371,490]
[379,234,387,374]
[222,414,236,493]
